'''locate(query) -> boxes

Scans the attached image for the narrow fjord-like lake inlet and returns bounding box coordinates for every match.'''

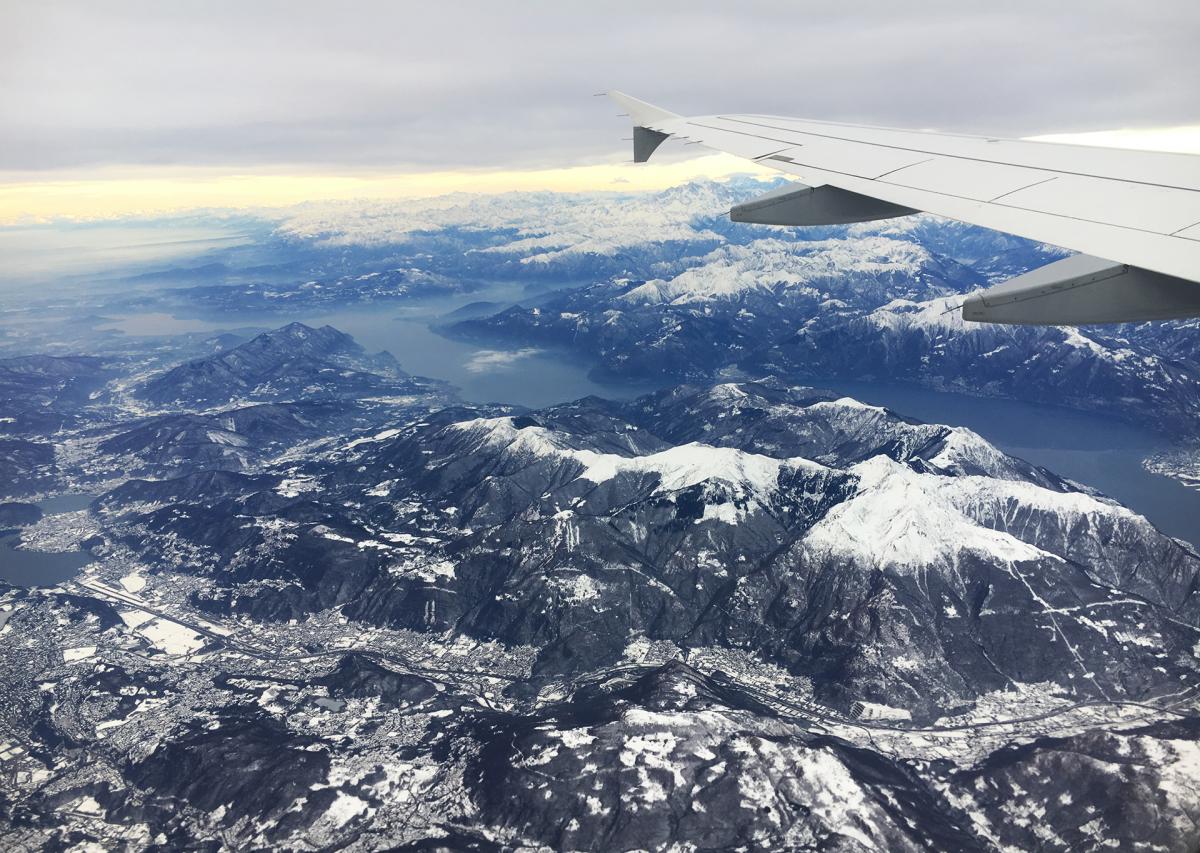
[318,294,1200,550]
[98,286,1200,550]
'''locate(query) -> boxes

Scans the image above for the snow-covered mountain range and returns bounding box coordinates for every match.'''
[3,322,1198,849]
[4,166,1200,850]
[296,180,1187,439]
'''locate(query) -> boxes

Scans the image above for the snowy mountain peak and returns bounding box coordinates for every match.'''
[620,237,942,306]
[869,297,968,332]
[448,416,825,503]
[802,455,1054,572]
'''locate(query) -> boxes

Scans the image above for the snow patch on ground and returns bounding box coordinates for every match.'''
[619,730,681,806]
[345,428,402,450]
[275,477,319,498]
[119,574,146,593]
[556,728,597,749]
[324,791,370,828]
[867,296,966,332]
[119,608,155,629]
[138,620,206,655]
[855,701,912,722]
[555,573,600,604]
[62,646,96,663]
[390,558,456,584]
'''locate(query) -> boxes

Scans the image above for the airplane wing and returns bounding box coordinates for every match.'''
[607,91,1200,325]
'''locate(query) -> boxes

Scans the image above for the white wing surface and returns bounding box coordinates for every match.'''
[608,91,1200,325]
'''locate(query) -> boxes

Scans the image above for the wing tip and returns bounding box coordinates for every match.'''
[605,91,680,127]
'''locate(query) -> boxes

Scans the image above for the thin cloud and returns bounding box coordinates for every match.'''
[2,1,1197,174]
[464,348,543,374]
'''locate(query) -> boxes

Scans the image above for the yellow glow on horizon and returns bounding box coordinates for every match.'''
[1028,125,1200,154]
[2,125,1198,224]
[0,154,773,224]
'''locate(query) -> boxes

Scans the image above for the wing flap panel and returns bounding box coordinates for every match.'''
[997,175,1200,235]
[700,127,932,179]
[721,114,1200,191]
[882,157,1056,202]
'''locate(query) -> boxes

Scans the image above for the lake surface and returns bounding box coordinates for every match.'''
[99,286,1200,548]
[0,494,97,588]
[325,295,1200,548]
[102,281,666,409]
[311,303,666,409]
[36,493,99,514]
[0,534,95,587]
[819,380,1200,549]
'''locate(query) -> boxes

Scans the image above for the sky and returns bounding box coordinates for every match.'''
[2,1,1198,221]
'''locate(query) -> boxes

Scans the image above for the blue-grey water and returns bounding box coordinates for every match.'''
[97,285,1200,548]
[102,283,661,409]
[0,494,97,587]
[820,380,1200,549]
[0,535,95,587]
[311,303,664,409]
[35,493,98,514]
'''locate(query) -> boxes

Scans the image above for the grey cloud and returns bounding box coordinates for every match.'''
[1,0,1197,172]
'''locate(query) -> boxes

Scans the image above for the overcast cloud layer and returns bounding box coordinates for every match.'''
[3,1,1198,174]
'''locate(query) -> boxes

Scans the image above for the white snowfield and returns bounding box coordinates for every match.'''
[725,389,1036,484]
[920,422,1037,480]
[275,182,742,260]
[137,619,207,656]
[62,646,97,663]
[621,237,934,305]
[576,443,809,492]
[803,455,1143,572]
[203,429,249,447]
[451,402,1143,571]
[867,296,968,332]
[802,457,1051,570]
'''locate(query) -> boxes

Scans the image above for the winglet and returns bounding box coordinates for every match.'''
[605,91,679,128]
[606,91,679,162]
